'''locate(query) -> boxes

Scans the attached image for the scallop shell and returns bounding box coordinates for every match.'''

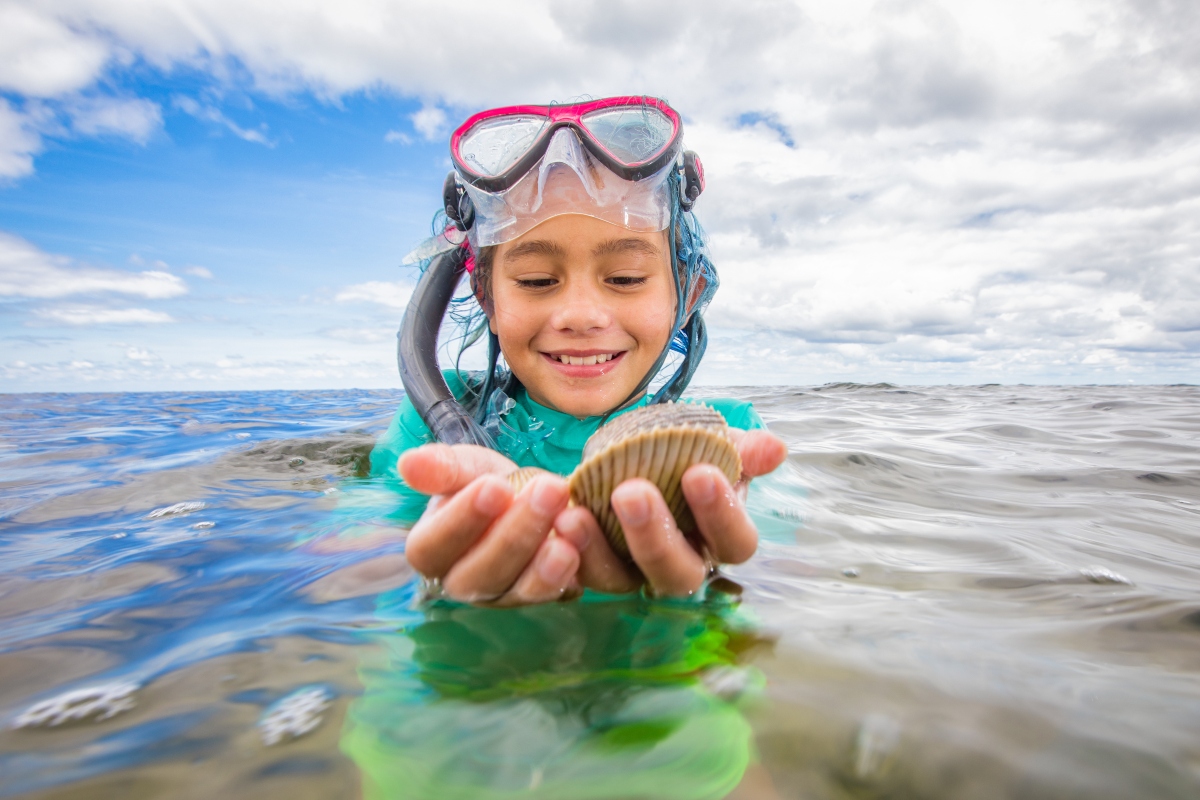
[567,402,742,559]
[506,466,551,493]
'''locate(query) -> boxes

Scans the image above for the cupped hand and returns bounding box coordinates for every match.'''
[553,428,788,597]
[400,444,584,606]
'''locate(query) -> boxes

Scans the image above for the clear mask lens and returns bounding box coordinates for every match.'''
[458,115,549,177]
[462,129,673,248]
[581,106,676,164]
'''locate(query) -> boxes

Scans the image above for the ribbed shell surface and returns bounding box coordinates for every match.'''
[505,466,550,494]
[568,402,742,559]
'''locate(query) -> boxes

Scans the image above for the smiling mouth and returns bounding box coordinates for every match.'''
[543,351,625,366]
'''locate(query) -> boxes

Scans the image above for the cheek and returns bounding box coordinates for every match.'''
[489,297,539,346]
[625,282,676,349]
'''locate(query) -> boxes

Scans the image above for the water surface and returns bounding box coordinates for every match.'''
[1,385,1198,798]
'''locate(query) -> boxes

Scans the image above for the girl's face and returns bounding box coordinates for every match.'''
[488,214,676,417]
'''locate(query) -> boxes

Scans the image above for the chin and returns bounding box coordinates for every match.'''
[544,389,625,418]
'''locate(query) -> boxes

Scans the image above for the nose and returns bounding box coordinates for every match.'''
[548,280,613,334]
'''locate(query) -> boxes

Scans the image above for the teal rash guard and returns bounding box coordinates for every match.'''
[368,370,766,526]
[330,375,782,799]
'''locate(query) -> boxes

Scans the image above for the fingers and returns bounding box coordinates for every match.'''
[681,464,758,564]
[399,429,786,605]
[488,536,582,607]
[732,429,788,479]
[555,506,642,594]
[612,479,707,596]
[442,474,570,601]
[398,443,517,496]
[405,474,513,578]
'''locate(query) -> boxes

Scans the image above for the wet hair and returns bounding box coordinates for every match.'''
[468,245,497,314]
[421,167,718,423]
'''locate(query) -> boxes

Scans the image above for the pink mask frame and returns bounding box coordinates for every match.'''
[450,96,683,193]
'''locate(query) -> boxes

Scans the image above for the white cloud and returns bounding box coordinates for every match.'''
[35,306,175,325]
[323,326,392,343]
[0,98,44,180]
[172,95,273,145]
[2,0,1200,382]
[0,94,158,182]
[67,95,162,142]
[184,265,214,279]
[410,105,447,141]
[126,346,159,362]
[0,3,109,96]
[335,280,414,310]
[0,232,188,298]
[384,129,411,145]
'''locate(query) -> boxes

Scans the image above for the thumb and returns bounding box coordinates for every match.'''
[398,443,517,496]
[733,430,788,479]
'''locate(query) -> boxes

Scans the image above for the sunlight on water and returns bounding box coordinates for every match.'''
[1,386,1198,798]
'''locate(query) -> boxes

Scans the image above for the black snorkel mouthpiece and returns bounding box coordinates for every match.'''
[397,245,494,447]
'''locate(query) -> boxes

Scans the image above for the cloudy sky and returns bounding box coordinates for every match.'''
[2,0,1198,391]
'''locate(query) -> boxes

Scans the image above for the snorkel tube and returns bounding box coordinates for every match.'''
[396,244,494,447]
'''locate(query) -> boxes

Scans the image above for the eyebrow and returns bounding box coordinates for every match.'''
[503,239,567,262]
[592,237,662,258]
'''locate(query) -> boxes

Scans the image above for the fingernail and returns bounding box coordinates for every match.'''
[529,477,565,516]
[612,486,649,526]
[690,468,718,505]
[538,540,574,584]
[474,477,509,515]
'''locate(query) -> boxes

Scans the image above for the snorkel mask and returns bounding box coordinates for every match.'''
[399,96,712,447]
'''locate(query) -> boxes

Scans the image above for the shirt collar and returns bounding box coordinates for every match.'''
[516,389,651,452]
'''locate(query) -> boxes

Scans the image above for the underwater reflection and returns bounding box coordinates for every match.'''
[342,587,767,800]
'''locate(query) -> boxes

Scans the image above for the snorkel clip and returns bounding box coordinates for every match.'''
[679,151,705,212]
[443,172,476,232]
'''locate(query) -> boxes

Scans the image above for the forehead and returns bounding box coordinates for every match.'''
[495,214,670,268]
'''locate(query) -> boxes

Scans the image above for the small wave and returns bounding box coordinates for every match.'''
[13,682,139,729]
[259,686,334,746]
[147,501,207,519]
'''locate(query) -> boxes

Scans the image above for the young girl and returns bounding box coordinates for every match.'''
[371,96,787,607]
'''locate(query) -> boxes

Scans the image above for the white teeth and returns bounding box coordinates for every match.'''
[554,353,617,365]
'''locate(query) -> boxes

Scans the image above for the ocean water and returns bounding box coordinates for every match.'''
[1,385,1198,799]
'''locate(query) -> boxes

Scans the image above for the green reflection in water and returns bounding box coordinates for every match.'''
[343,587,765,800]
